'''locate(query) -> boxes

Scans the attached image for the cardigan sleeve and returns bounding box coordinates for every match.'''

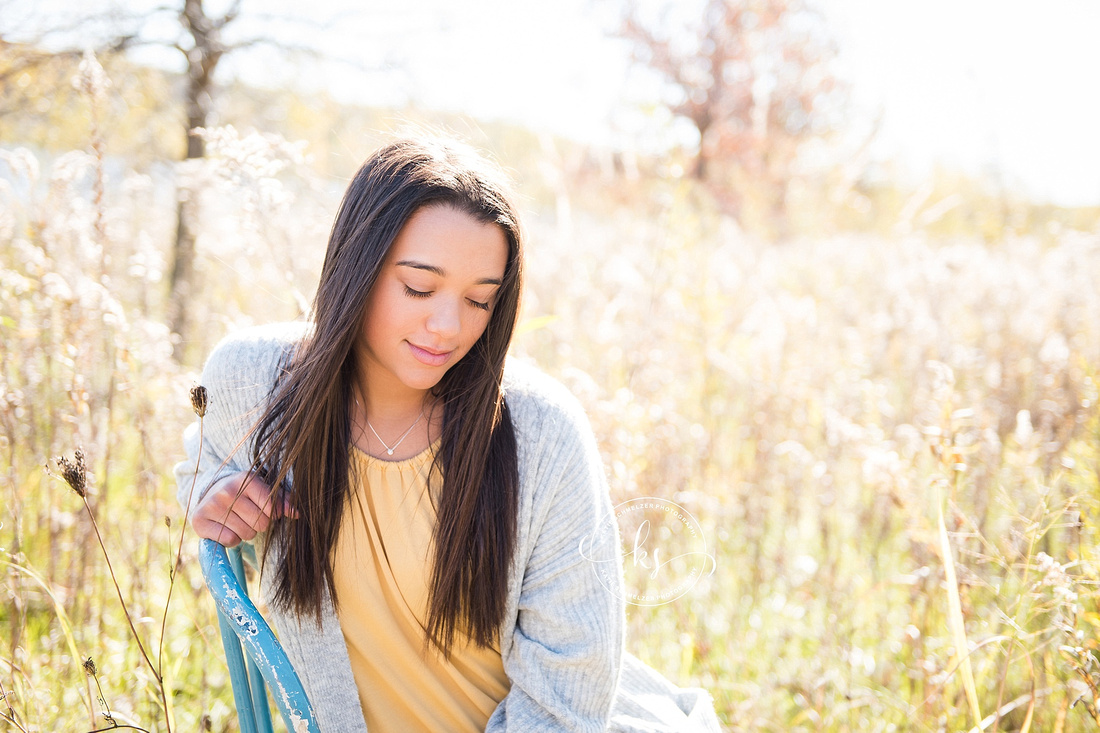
[486,383,626,732]
[173,325,297,518]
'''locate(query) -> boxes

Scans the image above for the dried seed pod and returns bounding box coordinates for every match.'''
[55,447,87,498]
[190,384,208,418]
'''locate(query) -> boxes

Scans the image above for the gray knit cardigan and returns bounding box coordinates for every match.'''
[175,322,721,732]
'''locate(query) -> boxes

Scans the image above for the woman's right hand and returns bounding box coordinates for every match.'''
[190,471,295,547]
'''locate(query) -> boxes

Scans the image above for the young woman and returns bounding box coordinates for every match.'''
[176,137,719,731]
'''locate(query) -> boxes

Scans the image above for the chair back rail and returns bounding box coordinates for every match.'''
[199,539,319,733]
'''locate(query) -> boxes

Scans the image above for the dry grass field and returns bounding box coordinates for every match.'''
[2,100,1099,730]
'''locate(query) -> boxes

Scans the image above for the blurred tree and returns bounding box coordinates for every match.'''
[166,0,240,363]
[0,43,179,159]
[1,0,325,362]
[622,0,843,236]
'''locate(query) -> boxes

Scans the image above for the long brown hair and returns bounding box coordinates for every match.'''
[252,137,523,656]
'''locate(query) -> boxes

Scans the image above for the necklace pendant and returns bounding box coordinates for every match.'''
[359,397,426,460]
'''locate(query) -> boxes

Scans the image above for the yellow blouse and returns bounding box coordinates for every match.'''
[332,443,510,732]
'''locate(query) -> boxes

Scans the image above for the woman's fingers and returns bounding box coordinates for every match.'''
[198,498,261,543]
[191,471,295,545]
[237,475,300,523]
[191,516,244,547]
[217,488,270,532]
[239,477,286,529]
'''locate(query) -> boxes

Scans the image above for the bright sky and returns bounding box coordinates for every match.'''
[17,0,1100,206]
[826,0,1100,207]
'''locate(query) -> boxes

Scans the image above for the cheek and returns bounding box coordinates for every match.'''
[467,311,494,342]
[363,284,403,341]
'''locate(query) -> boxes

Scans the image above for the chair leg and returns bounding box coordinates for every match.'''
[228,549,274,733]
[215,607,261,733]
[201,539,319,733]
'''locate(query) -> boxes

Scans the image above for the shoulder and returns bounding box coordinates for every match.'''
[201,321,311,390]
[198,321,311,423]
[502,358,604,489]
[502,357,590,438]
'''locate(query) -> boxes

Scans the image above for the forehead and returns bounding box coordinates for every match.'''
[388,204,508,276]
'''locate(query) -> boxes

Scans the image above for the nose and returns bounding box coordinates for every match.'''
[426,296,461,340]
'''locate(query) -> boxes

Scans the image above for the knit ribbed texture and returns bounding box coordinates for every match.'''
[175,322,720,732]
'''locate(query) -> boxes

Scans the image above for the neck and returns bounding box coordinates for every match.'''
[353,345,429,420]
[358,380,429,423]
[351,367,440,460]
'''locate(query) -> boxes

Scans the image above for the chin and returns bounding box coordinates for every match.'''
[402,371,448,392]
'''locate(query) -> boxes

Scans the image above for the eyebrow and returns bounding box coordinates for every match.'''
[395,260,502,286]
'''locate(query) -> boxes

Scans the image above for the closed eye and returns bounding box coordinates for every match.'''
[406,284,490,311]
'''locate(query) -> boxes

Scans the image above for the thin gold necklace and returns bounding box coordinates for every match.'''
[354,396,425,457]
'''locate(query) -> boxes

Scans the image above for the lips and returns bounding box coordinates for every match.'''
[407,341,453,367]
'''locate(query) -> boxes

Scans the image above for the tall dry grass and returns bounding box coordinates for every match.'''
[516,180,1100,731]
[2,57,1099,731]
[0,55,316,732]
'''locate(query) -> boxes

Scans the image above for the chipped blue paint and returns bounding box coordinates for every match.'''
[231,606,260,636]
[199,539,319,733]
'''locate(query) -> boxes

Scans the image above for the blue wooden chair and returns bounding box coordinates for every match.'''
[198,539,319,733]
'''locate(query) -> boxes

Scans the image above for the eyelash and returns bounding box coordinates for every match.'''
[404,285,490,311]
